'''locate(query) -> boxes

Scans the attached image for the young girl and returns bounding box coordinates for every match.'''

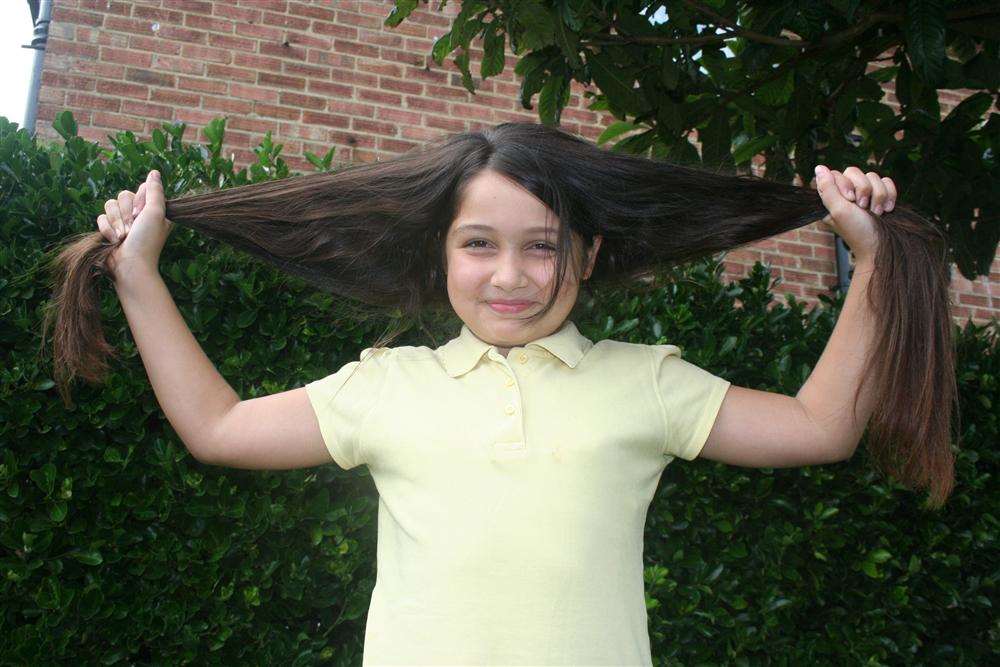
[51,122,955,665]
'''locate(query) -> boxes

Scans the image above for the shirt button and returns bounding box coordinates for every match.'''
[505,377,515,387]
[518,353,528,363]
[505,404,515,415]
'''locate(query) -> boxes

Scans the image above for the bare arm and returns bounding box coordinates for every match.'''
[114,262,241,463]
[699,260,879,467]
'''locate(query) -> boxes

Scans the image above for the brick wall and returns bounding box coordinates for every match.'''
[33,0,999,324]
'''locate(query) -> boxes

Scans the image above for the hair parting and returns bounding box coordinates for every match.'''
[41,121,957,508]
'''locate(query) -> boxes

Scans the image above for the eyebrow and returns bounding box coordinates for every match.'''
[455,223,557,235]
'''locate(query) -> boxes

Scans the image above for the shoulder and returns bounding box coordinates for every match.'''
[587,339,683,364]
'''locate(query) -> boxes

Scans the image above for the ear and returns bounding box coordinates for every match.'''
[583,235,602,280]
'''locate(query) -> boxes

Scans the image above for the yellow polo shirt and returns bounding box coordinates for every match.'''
[306,319,732,665]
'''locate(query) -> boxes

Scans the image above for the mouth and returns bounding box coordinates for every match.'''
[486,301,535,314]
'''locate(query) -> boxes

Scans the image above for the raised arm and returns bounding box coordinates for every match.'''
[699,165,892,467]
[105,172,334,470]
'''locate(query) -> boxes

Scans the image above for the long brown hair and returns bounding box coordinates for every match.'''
[41,121,957,508]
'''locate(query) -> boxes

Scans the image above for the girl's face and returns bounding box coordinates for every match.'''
[444,169,601,356]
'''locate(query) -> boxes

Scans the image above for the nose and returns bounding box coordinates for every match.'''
[490,251,529,291]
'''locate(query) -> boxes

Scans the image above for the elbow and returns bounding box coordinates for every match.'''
[186,441,218,466]
[829,438,859,463]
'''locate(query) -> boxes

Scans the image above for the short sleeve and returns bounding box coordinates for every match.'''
[650,344,732,461]
[305,347,391,470]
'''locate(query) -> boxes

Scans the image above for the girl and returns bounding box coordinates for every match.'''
[46,122,955,665]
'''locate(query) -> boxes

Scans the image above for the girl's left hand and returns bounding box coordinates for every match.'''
[814,164,897,262]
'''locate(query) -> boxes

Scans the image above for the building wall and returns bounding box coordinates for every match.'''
[33,0,999,324]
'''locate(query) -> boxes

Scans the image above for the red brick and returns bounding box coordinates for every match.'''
[125,67,176,88]
[401,125,447,142]
[334,38,380,59]
[380,77,423,95]
[358,88,402,106]
[208,33,257,52]
[231,83,280,103]
[52,7,105,27]
[177,0,214,14]
[233,53,285,73]
[335,10,380,29]
[121,99,173,120]
[206,63,256,83]
[153,54,206,75]
[450,103,494,121]
[259,42,309,61]
[359,28,404,48]
[352,118,397,135]
[254,102,302,121]
[376,107,423,125]
[262,10,311,31]
[178,75,228,94]
[781,269,821,285]
[378,137,419,153]
[358,61,403,77]
[181,43,232,63]
[425,115,467,133]
[132,6,184,24]
[307,80,354,98]
[101,46,153,67]
[258,72,306,90]
[184,13,235,34]
[303,111,351,128]
[104,16,160,37]
[777,241,814,256]
[283,62,331,79]
[156,24,208,44]
[288,1,337,22]
[229,117,280,134]
[406,96,448,114]
[79,0,129,15]
[309,51,356,68]
[329,69,377,87]
[128,34,183,55]
[48,39,100,59]
[235,22,284,42]
[149,89,201,107]
[330,130,375,148]
[312,21,360,39]
[326,100,376,117]
[176,107,224,125]
[959,294,989,307]
[202,95,254,115]
[279,91,327,110]
[75,61,127,82]
[213,3,261,23]
[42,71,97,91]
[426,84,471,101]
[96,80,148,98]
[91,111,146,132]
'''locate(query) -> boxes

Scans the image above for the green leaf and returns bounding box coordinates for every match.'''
[732,134,777,165]
[432,30,453,66]
[514,0,556,52]
[52,111,78,140]
[597,121,639,146]
[30,463,56,496]
[481,28,506,78]
[588,51,639,113]
[755,69,794,106]
[905,0,947,87]
[384,0,418,28]
[71,549,104,566]
[538,74,568,126]
[553,8,582,69]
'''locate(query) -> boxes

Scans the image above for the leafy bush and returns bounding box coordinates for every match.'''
[1,114,996,665]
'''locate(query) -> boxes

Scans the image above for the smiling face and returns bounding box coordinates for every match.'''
[443,169,602,356]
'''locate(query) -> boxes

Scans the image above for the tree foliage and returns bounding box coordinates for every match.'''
[389,0,999,280]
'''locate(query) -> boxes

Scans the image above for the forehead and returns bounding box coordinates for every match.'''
[448,170,560,237]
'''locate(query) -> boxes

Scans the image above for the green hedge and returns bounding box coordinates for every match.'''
[1,113,996,665]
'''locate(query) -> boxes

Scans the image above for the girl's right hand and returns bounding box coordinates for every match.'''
[96,169,174,280]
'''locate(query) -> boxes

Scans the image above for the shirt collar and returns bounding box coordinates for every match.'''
[436,319,594,378]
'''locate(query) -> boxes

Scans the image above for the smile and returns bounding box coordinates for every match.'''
[487,301,534,313]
